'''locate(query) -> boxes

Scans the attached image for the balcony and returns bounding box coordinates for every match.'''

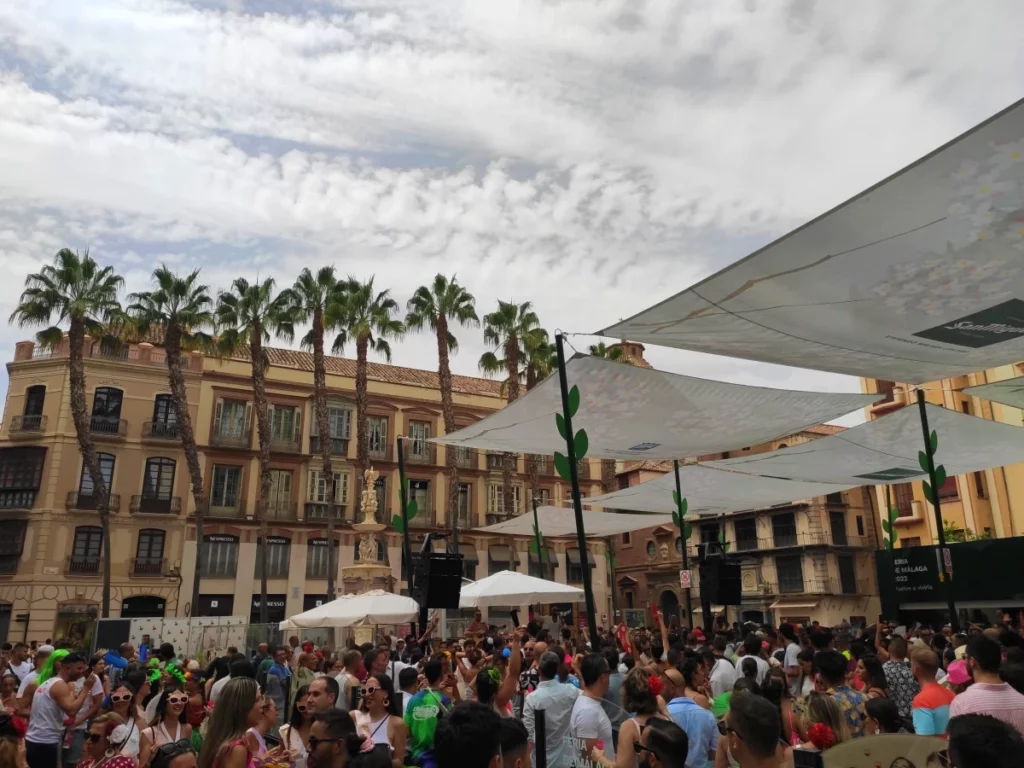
[534,456,553,476]
[486,453,505,471]
[0,554,18,575]
[486,513,508,526]
[9,415,46,437]
[728,533,874,552]
[210,426,251,449]
[408,500,434,527]
[67,492,121,513]
[66,556,101,576]
[207,496,245,518]
[309,435,349,457]
[265,500,298,521]
[0,490,37,509]
[270,428,302,454]
[772,528,798,548]
[451,509,474,529]
[450,447,478,470]
[90,417,127,440]
[130,495,181,515]
[777,574,806,594]
[304,503,351,522]
[368,441,389,462]
[131,557,167,576]
[399,441,437,466]
[142,421,179,441]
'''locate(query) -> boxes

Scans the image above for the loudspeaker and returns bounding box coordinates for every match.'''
[699,557,742,606]
[411,552,464,609]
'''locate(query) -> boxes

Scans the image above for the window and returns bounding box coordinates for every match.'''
[408,421,430,458]
[974,472,987,499]
[900,537,921,548]
[152,395,176,425]
[455,483,472,527]
[829,511,848,546]
[0,447,47,508]
[408,480,431,522]
[306,538,337,579]
[646,541,656,558]
[374,475,387,515]
[210,465,242,509]
[487,484,522,517]
[307,470,350,505]
[214,400,250,437]
[255,537,290,579]
[71,526,103,563]
[142,457,175,499]
[135,529,165,574]
[200,535,238,577]
[621,532,631,545]
[567,549,595,583]
[893,483,914,517]
[625,592,634,609]
[775,555,804,594]
[826,492,844,504]
[837,555,857,594]
[0,521,27,575]
[938,477,959,499]
[734,519,758,551]
[23,385,45,423]
[91,387,123,420]
[79,453,115,500]
[856,516,865,536]
[367,416,388,454]
[699,522,720,545]
[488,546,516,574]
[772,513,797,547]
[327,406,352,439]
[267,469,293,517]
[535,488,551,506]
[269,405,299,442]
[875,380,896,403]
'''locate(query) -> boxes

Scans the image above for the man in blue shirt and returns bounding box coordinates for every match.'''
[663,667,718,768]
[523,652,580,768]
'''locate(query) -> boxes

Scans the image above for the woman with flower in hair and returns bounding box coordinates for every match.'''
[183,672,207,752]
[78,713,138,768]
[0,711,27,768]
[791,692,848,754]
[591,667,669,768]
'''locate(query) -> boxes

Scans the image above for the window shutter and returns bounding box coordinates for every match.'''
[343,409,352,439]
[338,472,350,504]
[308,470,319,502]
[214,401,223,432]
[243,402,253,430]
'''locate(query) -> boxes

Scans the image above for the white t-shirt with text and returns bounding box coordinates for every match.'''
[569,695,614,762]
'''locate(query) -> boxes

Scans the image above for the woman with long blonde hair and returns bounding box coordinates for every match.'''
[794,692,849,753]
[197,678,262,768]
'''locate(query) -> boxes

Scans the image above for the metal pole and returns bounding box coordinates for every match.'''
[397,436,423,633]
[608,537,618,623]
[555,334,599,639]
[915,389,958,632]
[698,543,712,632]
[673,460,694,626]
[535,708,548,768]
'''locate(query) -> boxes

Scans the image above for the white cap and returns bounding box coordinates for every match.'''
[37,645,55,654]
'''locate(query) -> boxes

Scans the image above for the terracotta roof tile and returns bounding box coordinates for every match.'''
[803,424,845,435]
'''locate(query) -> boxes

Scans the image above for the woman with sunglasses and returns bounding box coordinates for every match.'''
[280,685,312,768]
[351,675,405,768]
[140,687,193,767]
[78,713,138,768]
[107,683,144,759]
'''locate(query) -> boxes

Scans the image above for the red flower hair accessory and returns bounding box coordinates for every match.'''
[807,723,835,750]
[646,674,664,697]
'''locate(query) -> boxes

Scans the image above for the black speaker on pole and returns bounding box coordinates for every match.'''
[698,557,742,606]
[411,553,465,609]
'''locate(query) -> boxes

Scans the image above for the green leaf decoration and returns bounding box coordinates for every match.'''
[683,522,693,540]
[923,481,934,505]
[679,498,688,516]
[407,498,418,520]
[555,412,568,441]
[919,451,929,472]
[888,506,900,525]
[718,533,730,553]
[891,528,899,544]
[568,385,580,418]
[574,428,589,459]
[391,514,405,533]
[934,465,947,488]
[554,452,571,480]
[672,490,680,506]
[671,510,681,528]
[881,519,892,534]
[930,430,938,454]
[529,539,539,554]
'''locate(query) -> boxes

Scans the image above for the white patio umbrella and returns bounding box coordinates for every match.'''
[279,590,419,629]
[459,570,585,609]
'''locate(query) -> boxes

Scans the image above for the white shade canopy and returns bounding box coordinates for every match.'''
[602,98,1024,384]
[458,569,585,608]
[278,590,419,629]
[477,505,675,536]
[962,375,1024,409]
[706,403,1024,485]
[586,465,854,515]
[434,354,875,459]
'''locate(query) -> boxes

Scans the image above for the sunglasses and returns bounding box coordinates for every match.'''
[632,744,654,756]
[166,696,188,705]
[110,694,133,703]
[308,736,343,752]
[361,686,379,696]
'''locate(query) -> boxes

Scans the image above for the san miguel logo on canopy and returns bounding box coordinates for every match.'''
[914,299,1024,348]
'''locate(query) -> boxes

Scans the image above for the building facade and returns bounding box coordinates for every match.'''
[860,364,1024,547]
[612,428,882,629]
[0,336,611,643]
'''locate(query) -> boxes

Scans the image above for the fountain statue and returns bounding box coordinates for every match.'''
[341,466,394,641]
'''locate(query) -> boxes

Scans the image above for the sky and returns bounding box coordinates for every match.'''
[2,1,1024,427]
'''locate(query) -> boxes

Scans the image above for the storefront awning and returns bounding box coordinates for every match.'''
[488,545,518,564]
[692,605,725,615]
[433,353,875,460]
[528,547,555,565]
[566,548,597,566]
[600,98,1024,384]
[459,543,479,562]
[769,600,819,611]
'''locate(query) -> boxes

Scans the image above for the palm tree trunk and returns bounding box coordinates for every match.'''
[311,310,337,601]
[250,329,272,624]
[67,321,111,617]
[502,339,521,517]
[436,317,460,532]
[601,459,617,494]
[165,327,207,617]
[355,336,370,519]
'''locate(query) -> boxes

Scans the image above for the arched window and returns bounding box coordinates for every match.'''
[69,526,102,573]
[78,453,115,506]
[134,529,166,575]
[143,458,175,499]
[152,395,176,425]
[91,387,123,419]
[23,386,45,422]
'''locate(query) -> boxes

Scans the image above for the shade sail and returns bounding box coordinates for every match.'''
[601,99,1024,384]
[278,590,419,629]
[458,570,585,608]
[434,354,875,459]
[706,403,1024,485]
[476,505,675,536]
[586,465,855,514]
[962,375,1024,409]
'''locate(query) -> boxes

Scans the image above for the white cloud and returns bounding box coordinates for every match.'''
[0,0,1022,423]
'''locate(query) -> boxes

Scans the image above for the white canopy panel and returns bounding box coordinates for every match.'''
[585,465,855,514]
[434,354,876,459]
[279,590,419,629]
[601,98,1024,384]
[706,403,1024,485]
[962,375,1024,410]
[458,570,586,608]
[476,505,675,536]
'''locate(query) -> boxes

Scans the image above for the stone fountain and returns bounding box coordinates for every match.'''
[341,467,395,642]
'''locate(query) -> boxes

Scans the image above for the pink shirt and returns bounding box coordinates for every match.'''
[949,682,1024,735]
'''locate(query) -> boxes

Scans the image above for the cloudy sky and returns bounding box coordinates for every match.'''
[2,0,1023,422]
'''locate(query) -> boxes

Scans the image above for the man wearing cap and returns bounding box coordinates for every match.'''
[17,644,53,699]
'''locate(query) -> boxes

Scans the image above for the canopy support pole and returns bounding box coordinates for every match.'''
[915,390,959,632]
[673,460,693,626]
[397,436,424,635]
[555,334,599,639]
[698,543,712,632]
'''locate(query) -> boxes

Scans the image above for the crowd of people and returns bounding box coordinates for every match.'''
[1,611,1024,768]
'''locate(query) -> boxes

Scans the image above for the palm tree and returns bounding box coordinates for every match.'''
[127,267,214,616]
[522,330,554,503]
[11,249,123,617]
[588,341,633,493]
[330,277,404,520]
[215,278,297,623]
[406,274,479,533]
[291,267,346,602]
[479,301,544,519]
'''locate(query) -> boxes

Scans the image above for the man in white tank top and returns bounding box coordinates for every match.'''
[25,651,95,768]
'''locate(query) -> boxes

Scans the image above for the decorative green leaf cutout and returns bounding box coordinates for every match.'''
[391,514,405,533]
[684,522,693,540]
[672,490,680,506]
[679,498,688,516]
[671,510,681,528]
[891,528,899,544]
[554,452,571,480]
[529,539,539,554]
[934,465,947,488]
[881,519,892,534]
[930,430,938,454]
[568,385,580,418]
[718,533,730,553]
[919,451,929,471]
[574,428,589,459]
[923,481,934,505]
[555,412,568,440]
[407,498,418,520]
